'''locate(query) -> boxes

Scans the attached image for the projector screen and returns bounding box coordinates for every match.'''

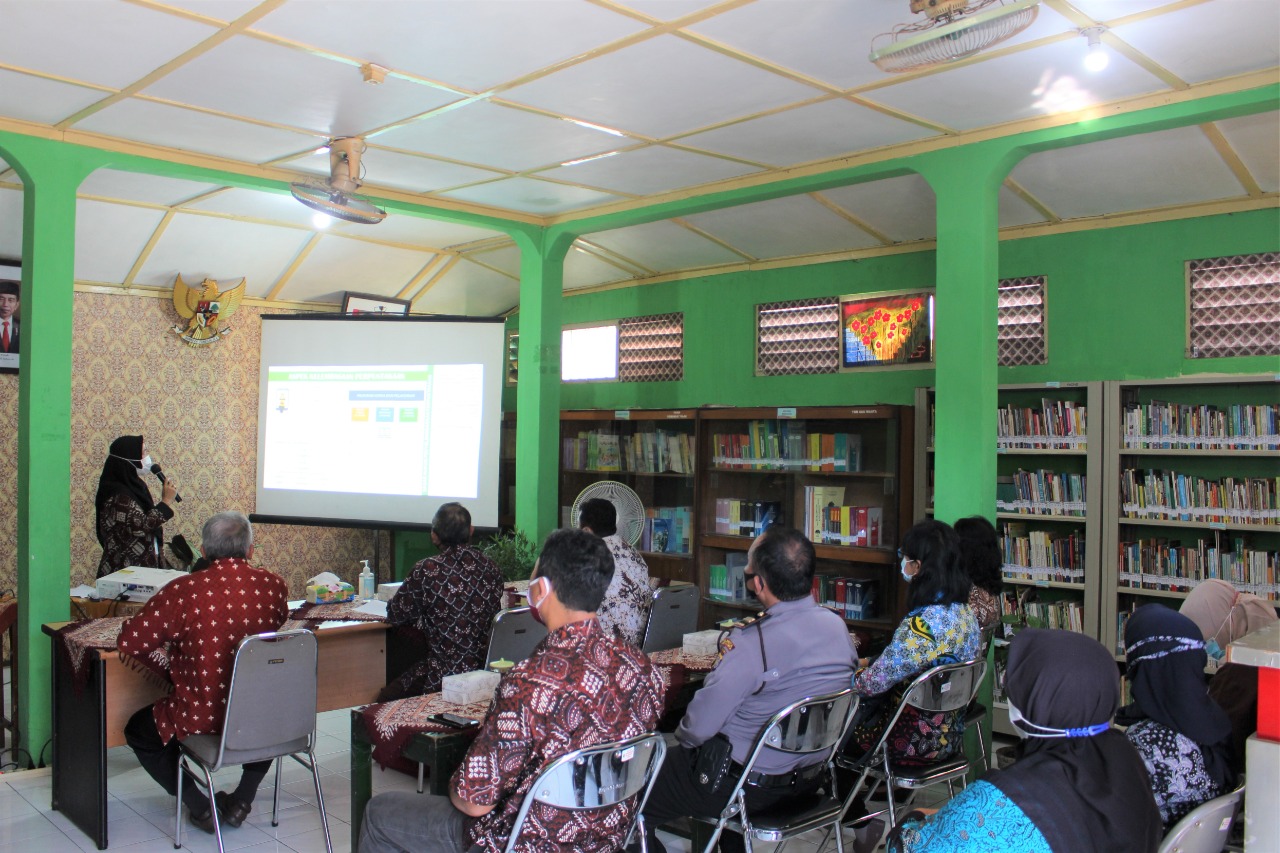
[256,315,506,528]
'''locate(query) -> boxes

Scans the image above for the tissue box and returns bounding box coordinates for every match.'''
[376,582,403,602]
[306,582,355,604]
[683,630,722,656]
[442,670,501,705]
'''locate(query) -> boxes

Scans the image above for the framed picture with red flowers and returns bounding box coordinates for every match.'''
[839,289,933,369]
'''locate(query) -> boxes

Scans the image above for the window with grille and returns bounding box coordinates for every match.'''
[1187,253,1280,358]
[505,331,519,385]
[998,276,1047,366]
[618,312,684,382]
[756,298,840,376]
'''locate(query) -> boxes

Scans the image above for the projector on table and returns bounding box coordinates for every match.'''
[95,567,187,602]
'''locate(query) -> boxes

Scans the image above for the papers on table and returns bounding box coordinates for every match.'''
[353,599,388,618]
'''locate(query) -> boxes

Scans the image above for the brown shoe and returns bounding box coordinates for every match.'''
[188,806,217,835]
[215,791,252,829]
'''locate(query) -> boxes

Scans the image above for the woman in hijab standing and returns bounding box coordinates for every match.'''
[1181,579,1279,773]
[1122,604,1235,829]
[95,435,178,578]
[888,629,1163,852]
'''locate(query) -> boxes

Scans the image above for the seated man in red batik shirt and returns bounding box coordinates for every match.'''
[119,511,289,833]
[380,502,503,701]
[359,528,667,853]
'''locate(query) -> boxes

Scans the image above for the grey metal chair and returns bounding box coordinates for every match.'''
[174,630,331,853]
[502,732,667,853]
[838,658,987,835]
[963,625,999,772]
[1158,780,1246,853]
[697,688,859,853]
[486,606,548,665]
[641,584,699,653]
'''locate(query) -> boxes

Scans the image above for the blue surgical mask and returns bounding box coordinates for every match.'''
[1205,638,1225,661]
[900,558,913,583]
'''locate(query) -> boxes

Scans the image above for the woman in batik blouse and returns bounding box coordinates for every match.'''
[95,434,177,578]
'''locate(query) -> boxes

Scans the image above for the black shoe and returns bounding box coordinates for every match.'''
[215,791,253,829]
[188,806,217,835]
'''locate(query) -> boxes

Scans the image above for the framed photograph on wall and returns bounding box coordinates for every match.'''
[0,259,20,375]
[839,288,933,370]
[341,291,411,316]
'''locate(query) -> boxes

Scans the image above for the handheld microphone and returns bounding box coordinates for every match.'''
[150,463,183,503]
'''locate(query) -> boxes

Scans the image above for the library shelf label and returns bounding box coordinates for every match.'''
[614,410,630,419]
[777,407,797,419]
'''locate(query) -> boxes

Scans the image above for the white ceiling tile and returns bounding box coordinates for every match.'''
[502,34,821,138]
[74,200,166,283]
[1111,1,1280,84]
[285,147,506,195]
[75,99,323,163]
[680,99,936,167]
[143,36,461,137]
[0,1,216,90]
[1009,126,1244,219]
[440,177,624,215]
[0,70,107,126]
[1215,112,1280,194]
[254,0,647,93]
[182,187,321,229]
[866,38,1168,130]
[565,246,631,291]
[539,146,760,195]
[332,215,508,251]
[585,220,743,273]
[466,246,522,278]
[821,175,936,243]
[613,1,727,20]
[134,212,312,296]
[1068,0,1173,21]
[277,237,433,304]
[374,101,622,172]
[79,169,221,207]
[155,1,264,20]
[998,185,1048,228]
[415,260,518,317]
[0,188,23,259]
[684,195,881,259]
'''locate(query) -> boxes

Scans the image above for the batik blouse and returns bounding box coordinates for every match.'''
[1126,718,1226,828]
[889,780,1052,852]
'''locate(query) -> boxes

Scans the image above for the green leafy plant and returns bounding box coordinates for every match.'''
[481,528,539,584]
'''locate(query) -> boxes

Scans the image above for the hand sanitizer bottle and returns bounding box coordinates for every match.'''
[358,559,375,601]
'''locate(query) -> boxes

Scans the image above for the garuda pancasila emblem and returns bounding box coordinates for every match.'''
[171,275,246,347]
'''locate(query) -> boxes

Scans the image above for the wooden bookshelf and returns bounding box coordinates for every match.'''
[695,405,914,636]
[1101,374,1280,656]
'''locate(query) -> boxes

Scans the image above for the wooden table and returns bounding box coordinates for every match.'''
[43,620,388,849]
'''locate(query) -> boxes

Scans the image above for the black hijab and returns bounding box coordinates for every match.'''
[1122,603,1235,791]
[94,435,155,546]
[986,629,1163,853]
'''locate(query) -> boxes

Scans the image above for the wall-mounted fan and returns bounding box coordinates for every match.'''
[290,137,387,225]
[571,481,646,547]
[871,0,1040,73]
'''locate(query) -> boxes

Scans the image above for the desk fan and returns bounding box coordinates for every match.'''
[571,481,646,547]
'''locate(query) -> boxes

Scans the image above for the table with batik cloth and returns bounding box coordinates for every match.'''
[347,647,719,848]
[43,606,389,850]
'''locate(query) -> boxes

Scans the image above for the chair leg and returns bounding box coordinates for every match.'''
[174,758,184,849]
[417,762,425,794]
[273,759,283,827]
[305,749,334,853]
[975,722,989,772]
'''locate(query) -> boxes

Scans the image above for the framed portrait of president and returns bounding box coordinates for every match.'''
[0,259,19,375]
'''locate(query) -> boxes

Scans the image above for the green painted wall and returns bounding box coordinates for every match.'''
[505,207,1279,413]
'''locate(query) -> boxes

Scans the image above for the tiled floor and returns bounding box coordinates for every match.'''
[0,702,985,853]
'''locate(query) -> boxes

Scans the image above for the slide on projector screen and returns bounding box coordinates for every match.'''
[256,316,504,528]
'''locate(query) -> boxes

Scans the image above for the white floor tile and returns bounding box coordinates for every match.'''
[114,789,179,818]
[63,813,169,853]
[0,790,39,821]
[251,805,342,840]
[0,828,84,853]
[140,811,275,853]
[0,809,67,842]
[276,824,349,853]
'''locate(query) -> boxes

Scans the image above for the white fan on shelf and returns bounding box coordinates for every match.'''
[571,481,646,547]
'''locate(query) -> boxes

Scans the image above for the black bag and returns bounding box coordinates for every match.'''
[692,734,735,794]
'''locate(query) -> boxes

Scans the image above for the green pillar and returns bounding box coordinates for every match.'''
[0,136,95,761]
[510,229,574,544]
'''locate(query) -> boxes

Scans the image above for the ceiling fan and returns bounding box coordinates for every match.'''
[871,0,1041,74]
[290,137,387,225]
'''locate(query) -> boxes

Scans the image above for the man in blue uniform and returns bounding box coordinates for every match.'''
[635,526,857,852]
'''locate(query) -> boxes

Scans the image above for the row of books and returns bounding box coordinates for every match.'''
[999,592,1086,633]
[996,470,1087,517]
[1121,401,1279,451]
[1119,468,1279,526]
[711,421,863,471]
[996,398,1088,450]
[562,429,694,474]
[637,506,693,554]
[707,553,752,600]
[802,486,884,547]
[712,499,783,538]
[811,574,879,621]
[1118,537,1278,598]
[999,523,1087,584]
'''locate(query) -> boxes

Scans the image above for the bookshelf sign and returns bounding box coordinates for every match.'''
[777,407,797,419]
[614,410,631,420]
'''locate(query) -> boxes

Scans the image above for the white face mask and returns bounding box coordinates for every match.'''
[140,454,153,471]
[900,557,913,583]
[1007,698,1110,740]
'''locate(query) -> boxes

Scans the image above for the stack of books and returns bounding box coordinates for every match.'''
[999,522,1086,584]
[711,421,863,471]
[711,499,783,538]
[802,486,883,547]
[638,506,693,554]
[1122,400,1279,451]
[811,574,878,620]
[997,398,1088,450]
[996,470,1087,517]
[1120,468,1278,526]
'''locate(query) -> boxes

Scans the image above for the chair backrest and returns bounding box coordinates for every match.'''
[737,688,858,780]
[902,659,987,715]
[502,732,667,853]
[1158,781,1246,853]
[219,630,318,755]
[486,607,548,665]
[641,584,699,653]
[977,625,997,657]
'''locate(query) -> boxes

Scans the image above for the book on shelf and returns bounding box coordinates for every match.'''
[804,486,845,543]
[997,397,1088,450]
[1117,536,1278,599]
[812,573,879,620]
[999,590,1084,633]
[711,421,862,471]
[638,506,693,554]
[709,553,754,601]
[1120,468,1278,526]
[1122,400,1279,451]
[995,469,1087,517]
[712,498,783,538]
[596,434,621,471]
[563,428,695,474]
[999,522,1086,584]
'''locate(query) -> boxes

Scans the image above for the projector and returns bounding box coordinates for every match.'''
[95,567,188,602]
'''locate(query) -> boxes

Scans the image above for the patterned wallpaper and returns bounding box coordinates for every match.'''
[0,292,382,598]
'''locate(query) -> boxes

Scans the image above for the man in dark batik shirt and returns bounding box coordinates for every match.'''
[380,503,503,701]
[359,528,666,853]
